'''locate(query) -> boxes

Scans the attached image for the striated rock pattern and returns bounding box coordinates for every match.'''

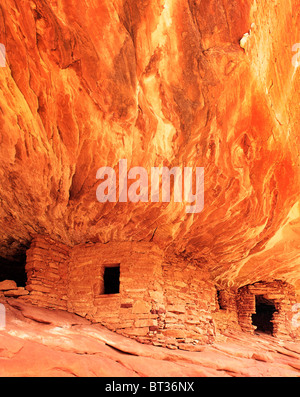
[0,0,299,304]
[1,298,300,377]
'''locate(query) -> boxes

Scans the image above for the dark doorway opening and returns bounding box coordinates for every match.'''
[252,295,276,335]
[103,265,120,294]
[0,254,27,287]
[216,290,226,310]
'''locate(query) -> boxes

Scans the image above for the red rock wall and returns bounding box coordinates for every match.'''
[25,235,70,310]
[159,254,216,348]
[212,288,241,337]
[0,0,299,300]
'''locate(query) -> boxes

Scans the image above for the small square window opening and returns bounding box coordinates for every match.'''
[103,265,120,294]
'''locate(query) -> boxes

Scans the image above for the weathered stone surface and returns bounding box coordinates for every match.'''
[24,236,219,348]
[0,0,299,297]
[3,288,29,297]
[0,0,299,376]
[0,280,17,291]
[132,301,152,314]
[0,299,300,377]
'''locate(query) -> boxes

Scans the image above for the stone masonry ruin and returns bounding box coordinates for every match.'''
[3,235,298,351]
[236,281,299,339]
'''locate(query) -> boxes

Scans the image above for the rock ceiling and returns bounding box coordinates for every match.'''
[0,0,299,290]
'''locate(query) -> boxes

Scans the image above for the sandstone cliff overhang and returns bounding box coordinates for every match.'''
[0,1,299,298]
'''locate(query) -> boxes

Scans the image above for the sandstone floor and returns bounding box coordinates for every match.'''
[0,298,300,377]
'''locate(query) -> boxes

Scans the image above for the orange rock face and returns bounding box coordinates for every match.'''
[0,0,299,297]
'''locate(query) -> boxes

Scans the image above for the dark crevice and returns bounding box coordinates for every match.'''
[0,254,27,287]
[105,343,138,357]
[252,295,277,335]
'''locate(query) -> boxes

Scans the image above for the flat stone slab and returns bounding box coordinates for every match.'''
[0,300,299,377]
[4,288,29,297]
[0,280,17,291]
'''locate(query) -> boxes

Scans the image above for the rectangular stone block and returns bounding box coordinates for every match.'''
[132,300,151,314]
[120,327,149,336]
[135,318,157,327]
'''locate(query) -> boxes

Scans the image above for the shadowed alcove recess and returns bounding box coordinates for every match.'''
[0,254,27,287]
[236,281,298,339]
[252,295,277,335]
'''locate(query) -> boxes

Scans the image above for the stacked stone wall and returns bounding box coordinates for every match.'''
[25,235,70,310]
